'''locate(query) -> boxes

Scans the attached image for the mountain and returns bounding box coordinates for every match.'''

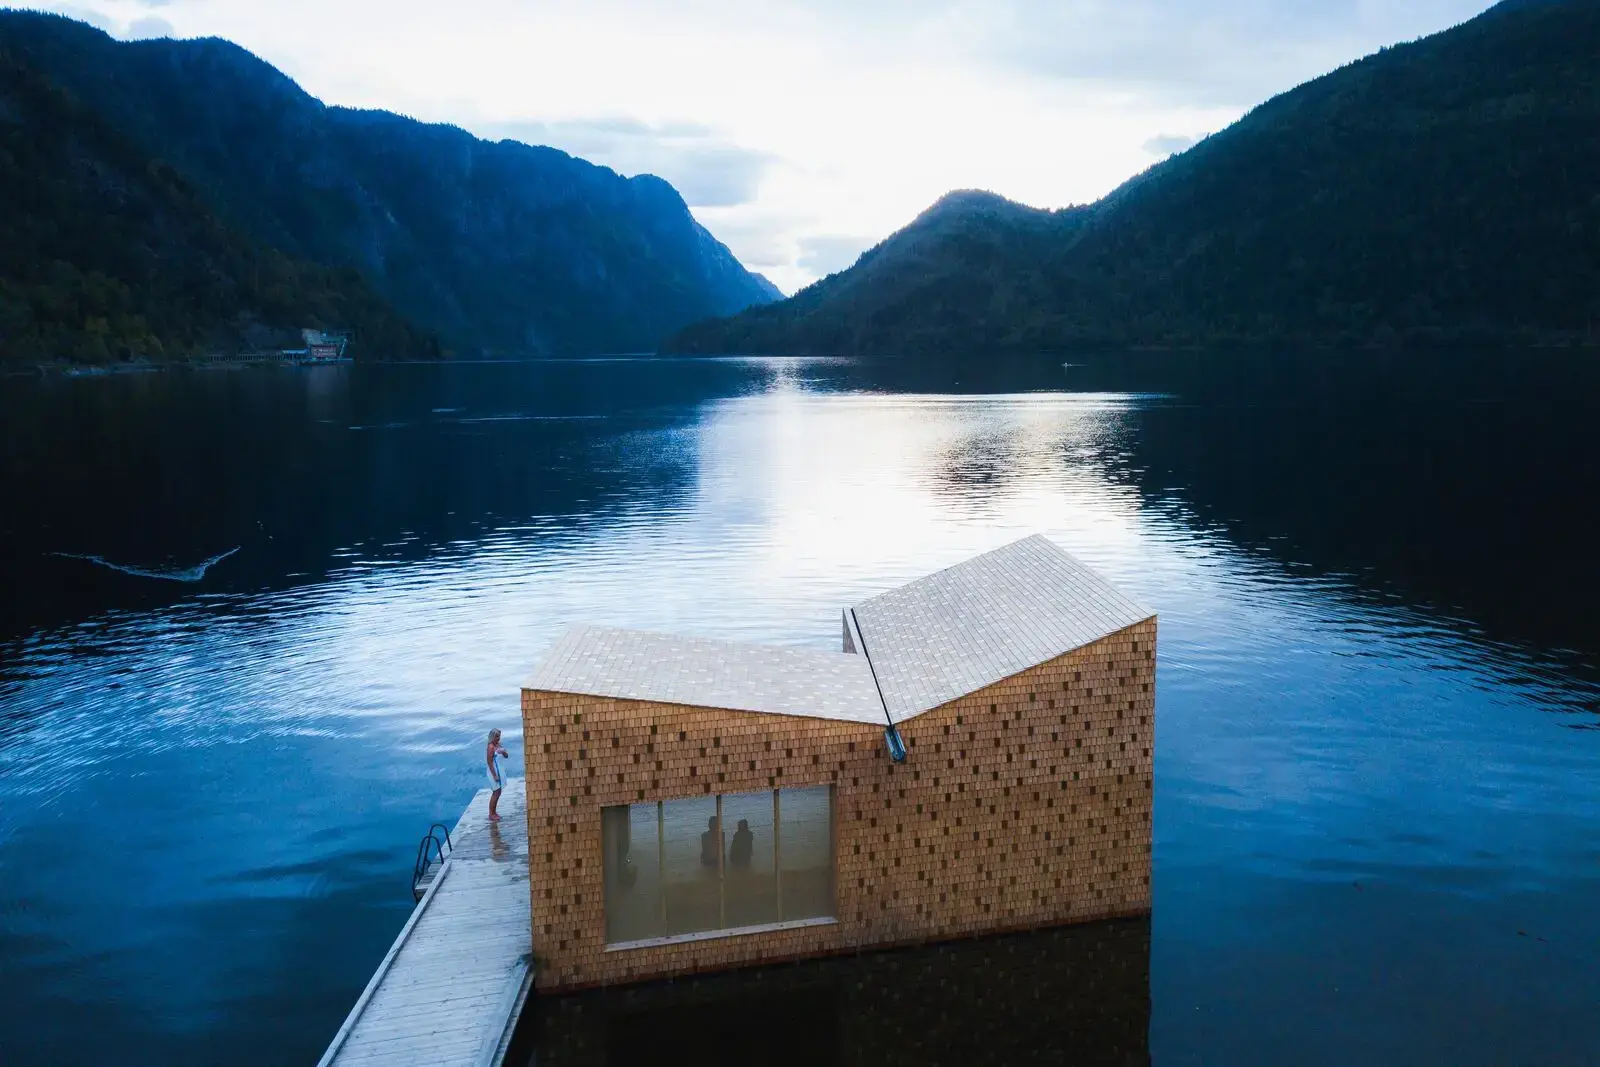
[668,0,1600,355]
[0,44,438,364]
[0,12,779,359]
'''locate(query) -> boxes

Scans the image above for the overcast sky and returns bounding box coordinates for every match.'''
[39,0,1495,292]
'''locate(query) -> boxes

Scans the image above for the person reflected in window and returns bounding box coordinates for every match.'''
[700,814,722,867]
[729,819,754,868]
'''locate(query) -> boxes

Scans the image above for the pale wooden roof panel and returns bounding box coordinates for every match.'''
[851,535,1154,722]
[525,625,885,724]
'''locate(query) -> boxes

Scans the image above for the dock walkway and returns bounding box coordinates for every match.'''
[320,778,532,1067]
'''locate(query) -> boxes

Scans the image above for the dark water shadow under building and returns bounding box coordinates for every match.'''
[511,917,1150,1067]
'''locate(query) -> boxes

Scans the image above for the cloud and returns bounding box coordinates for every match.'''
[126,15,175,38]
[41,4,115,32]
[482,117,776,209]
[30,1,172,38]
[946,0,1494,107]
[796,234,871,277]
[1142,133,1196,157]
[689,210,808,268]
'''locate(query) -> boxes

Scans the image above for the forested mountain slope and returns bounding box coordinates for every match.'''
[1,12,779,358]
[669,0,1600,355]
[0,48,436,364]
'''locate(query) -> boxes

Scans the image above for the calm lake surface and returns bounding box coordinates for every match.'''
[1,353,1596,1065]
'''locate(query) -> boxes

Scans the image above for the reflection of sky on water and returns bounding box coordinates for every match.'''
[0,359,1596,1064]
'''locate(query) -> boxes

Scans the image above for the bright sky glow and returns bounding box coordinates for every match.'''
[37,0,1494,292]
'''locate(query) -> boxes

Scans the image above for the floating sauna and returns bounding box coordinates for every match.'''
[522,534,1157,992]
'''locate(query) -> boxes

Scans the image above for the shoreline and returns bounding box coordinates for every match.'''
[4,357,348,377]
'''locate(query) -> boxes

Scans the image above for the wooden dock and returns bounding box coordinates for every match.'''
[320,778,532,1067]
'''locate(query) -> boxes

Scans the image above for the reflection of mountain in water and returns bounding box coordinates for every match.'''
[515,917,1150,1067]
[0,360,783,643]
[828,350,1599,669]
[1111,351,1598,667]
[6,351,1593,676]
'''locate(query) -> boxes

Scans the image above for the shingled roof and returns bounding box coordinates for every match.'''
[848,535,1155,723]
[525,625,884,724]
[525,535,1153,724]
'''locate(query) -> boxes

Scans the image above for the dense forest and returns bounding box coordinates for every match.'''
[0,48,438,365]
[0,12,778,364]
[669,0,1600,356]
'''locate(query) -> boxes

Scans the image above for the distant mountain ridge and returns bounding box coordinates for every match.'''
[0,12,779,360]
[0,44,438,364]
[668,0,1600,355]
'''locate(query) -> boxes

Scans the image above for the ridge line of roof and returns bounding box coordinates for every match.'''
[847,535,1155,720]
[523,535,1155,726]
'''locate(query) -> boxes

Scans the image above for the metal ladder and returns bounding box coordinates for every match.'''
[411,822,453,902]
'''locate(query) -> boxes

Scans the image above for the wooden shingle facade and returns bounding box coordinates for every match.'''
[522,536,1156,992]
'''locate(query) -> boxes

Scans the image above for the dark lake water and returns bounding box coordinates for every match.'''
[1,352,1597,1065]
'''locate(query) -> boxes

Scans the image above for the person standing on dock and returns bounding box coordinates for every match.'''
[486,728,508,822]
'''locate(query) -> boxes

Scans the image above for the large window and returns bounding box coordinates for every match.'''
[601,786,835,946]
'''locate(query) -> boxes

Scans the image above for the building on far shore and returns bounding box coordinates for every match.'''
[521,534,1156,992]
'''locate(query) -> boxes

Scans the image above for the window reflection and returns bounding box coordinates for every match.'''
[722,791,779,928]
[601,804,662,944]
[663,794,720,936]
[601,787,834,945]
[779,786,834,921]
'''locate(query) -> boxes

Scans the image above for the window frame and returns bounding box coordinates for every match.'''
[600,785,837,951]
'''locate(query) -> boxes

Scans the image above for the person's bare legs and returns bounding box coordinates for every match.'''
[489,787,502,821]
